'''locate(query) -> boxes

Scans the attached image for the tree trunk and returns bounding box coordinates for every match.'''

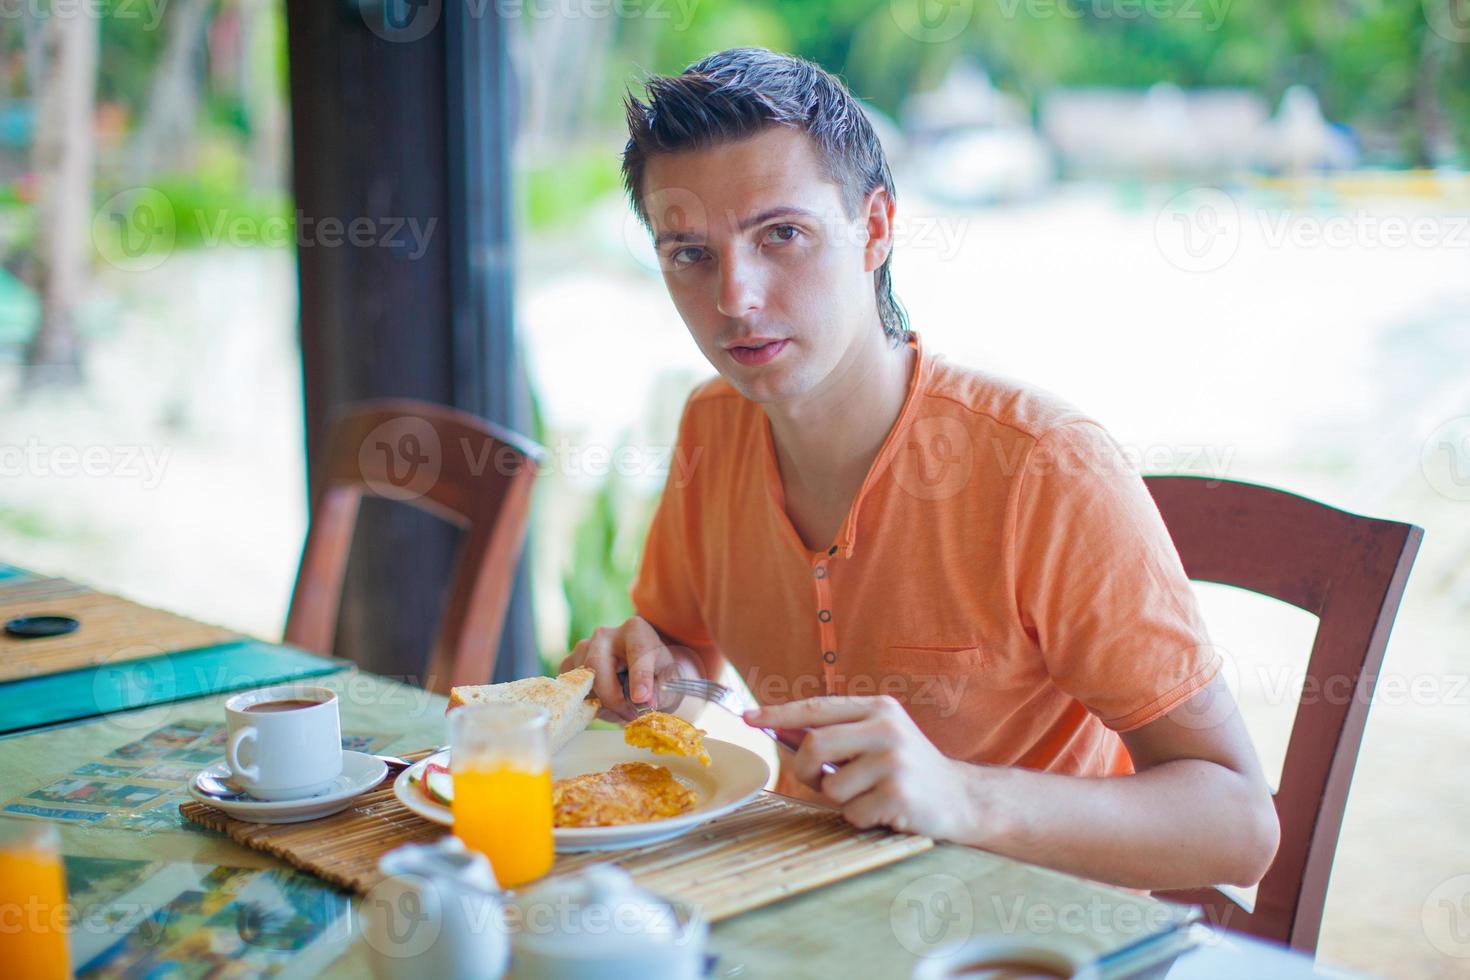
[1414,27,1449,167]
[25,3,100,388]
[127,0,211,182]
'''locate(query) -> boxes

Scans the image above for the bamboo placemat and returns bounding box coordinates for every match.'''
[0,586,240,682]
[180,771,934,922]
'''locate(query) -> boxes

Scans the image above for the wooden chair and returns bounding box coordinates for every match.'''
[1144,475,1423,955]
[285,399,545,694]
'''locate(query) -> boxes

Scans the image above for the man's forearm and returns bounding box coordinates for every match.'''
[951,758,1278,891]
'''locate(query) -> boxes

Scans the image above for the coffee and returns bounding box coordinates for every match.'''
[245,698,324,713]
[225,685,343,801]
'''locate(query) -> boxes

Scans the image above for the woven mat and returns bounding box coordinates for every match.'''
[0,586,240,682]
[180,769,933,922]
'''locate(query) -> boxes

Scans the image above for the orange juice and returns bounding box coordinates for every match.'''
[453,764,553,888]
[0,833,70,979]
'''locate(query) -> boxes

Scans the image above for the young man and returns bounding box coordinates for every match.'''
[561,47,1279,891]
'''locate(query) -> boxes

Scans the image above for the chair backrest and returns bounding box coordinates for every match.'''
[1144,476,1422,954]
[285,399,545,694]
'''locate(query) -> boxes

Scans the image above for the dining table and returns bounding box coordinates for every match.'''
[0,568,1360,978]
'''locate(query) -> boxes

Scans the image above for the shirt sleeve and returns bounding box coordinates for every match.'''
[629,395,721,670]
[1009,420,1221,731]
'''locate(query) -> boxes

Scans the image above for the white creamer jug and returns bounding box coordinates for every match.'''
[363,836,510,980]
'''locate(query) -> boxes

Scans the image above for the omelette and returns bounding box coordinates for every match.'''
[623,711,712,766]
[552,762,697,827]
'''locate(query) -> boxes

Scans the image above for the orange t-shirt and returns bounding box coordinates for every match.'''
[630,333,1220,798]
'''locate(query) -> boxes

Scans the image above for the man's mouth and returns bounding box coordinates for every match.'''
[724,338,789,367]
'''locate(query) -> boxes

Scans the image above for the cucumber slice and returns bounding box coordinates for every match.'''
[424,768,454,806]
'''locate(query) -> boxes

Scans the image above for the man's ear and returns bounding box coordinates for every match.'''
[861,186,895,273]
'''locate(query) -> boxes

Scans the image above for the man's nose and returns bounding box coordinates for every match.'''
[715,251,763,319]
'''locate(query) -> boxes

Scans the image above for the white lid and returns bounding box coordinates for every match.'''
[512,864,701,957]
[379,835,501,894]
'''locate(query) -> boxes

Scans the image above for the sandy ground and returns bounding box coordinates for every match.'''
[1,183,1467,976]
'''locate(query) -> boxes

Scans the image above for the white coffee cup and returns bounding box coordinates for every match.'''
[224,685,343,801]
[911,937,1098,979]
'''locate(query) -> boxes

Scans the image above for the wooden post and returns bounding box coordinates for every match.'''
[283,0,536,683]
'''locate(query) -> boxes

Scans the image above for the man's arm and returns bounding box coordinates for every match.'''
[954,675,1279,889]
[747,674,1280,891]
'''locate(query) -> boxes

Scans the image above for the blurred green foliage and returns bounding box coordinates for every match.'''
[145,176,291,251]
[560,470,655,655]
[595,0,1467,164]
[521,152,625,230]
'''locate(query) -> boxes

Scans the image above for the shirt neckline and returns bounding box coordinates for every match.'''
[759,331,929,559]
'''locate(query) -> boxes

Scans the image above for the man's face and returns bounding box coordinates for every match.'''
[641,126,889,406]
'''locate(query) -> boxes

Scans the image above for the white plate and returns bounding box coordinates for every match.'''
[394,729,770,852]
[188,750,389,824]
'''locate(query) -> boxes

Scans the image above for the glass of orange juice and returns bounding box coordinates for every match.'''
[0,817,70,979]
[449,702,553,888]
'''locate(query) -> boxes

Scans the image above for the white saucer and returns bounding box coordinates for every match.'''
[187,750,389,824]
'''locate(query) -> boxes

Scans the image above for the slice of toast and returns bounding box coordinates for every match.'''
[447,667,599,755]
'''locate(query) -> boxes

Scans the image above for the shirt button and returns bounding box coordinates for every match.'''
[823,650,837,664]
[813,564,827,579]
[817,609,831,623]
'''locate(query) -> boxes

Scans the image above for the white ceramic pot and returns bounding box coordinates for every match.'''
[362,836,510,980]
[508,864,707,980]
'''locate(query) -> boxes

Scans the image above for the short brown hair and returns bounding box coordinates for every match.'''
[621,47,909,346]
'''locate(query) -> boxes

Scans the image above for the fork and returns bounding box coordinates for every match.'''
[620,668,837,776]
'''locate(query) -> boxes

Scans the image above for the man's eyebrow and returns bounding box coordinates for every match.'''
[651,205,820,249]
[736,205,820,231]
[653,228,701,249]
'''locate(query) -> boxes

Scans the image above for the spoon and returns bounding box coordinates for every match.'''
[193,771,249,801]
[192,748,443,803]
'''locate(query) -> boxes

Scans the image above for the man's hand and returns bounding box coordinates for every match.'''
[559,616,704,722]
[742,679,1278,892]
[743,695,977,840]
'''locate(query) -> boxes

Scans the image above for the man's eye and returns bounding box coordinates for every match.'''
[669,246,705,267]
[765,224,800,244]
